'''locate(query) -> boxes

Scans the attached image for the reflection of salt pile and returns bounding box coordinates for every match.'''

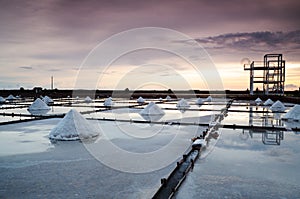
[264,98,274,106]
[176,98,190,109]
[140,102,164,115]
[270,100,285,112]
[0,96,5,103]
[140,102,164,121]
[283,120,300,131]
[196,98,204,105]
[204,96,212,102]
[85,96,93,103]
[165,95,172,101]
[282,105,300,121]
[137,96,145,103]
[255,97,262,105]
[42,96,54,105]
[28,98,51,115]
[49,109,100,141]
[104,97,114,106]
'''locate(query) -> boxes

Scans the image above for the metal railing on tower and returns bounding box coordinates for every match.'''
[244,54,285,95]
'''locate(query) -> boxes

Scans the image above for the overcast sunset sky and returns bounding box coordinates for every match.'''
[0,0,299,90]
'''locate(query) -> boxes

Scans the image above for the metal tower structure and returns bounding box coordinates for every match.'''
[244,54,285,95]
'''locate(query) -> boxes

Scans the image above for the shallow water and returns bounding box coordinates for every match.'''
[0,110,207,198]
[0,119,58,156]
[176,128,300,198]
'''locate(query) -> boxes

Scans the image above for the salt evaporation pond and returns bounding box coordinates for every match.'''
[0,122,206,198]
[0,97,300,198]
[0,98,210,198]
[176,128,300,198]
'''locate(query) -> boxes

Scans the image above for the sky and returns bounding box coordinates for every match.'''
[0,0,299,90]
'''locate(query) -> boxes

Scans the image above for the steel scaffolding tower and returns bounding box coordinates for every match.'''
[244,54,285,95]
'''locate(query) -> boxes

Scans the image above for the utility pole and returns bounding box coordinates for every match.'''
[51,76,54,90]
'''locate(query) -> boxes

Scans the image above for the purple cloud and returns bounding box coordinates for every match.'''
[196,30,300,51]
[19,66,33,70]
[285,84,299,90]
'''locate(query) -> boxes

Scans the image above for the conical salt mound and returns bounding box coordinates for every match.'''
[28,98,50,115]
[176,98,190,109]
[270,100,286,112]
[205,96,212,102]
[196,98,204,105]
[263,98,274,106]
[165,95,172,101]
[42,96,54,105]
[282,105,300,121]
[137,96,145,103]
[6,94,16,101]
[28,98,50,110]
[85,96,93,103]
[49,109,100,141]
[140,102,164,115]
[104,97,114,106]
[0,96,5,103]
[255,97,262,105]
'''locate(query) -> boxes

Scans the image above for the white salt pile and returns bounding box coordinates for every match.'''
[0,96,5,103]
[103,97,114,106]
[165,95,172,101]
[28,98,50,111]
[270,100,286,112]
[196,98,204,105]
[255,97,262,105]
[176,98,190,109]
[140,102,164,121]
[6,94,16,101]
[263,98,274,106]
[282,105,300,121]
[137,96,145,103]
[85,96,93,103]
[27,98,50,115]
[158,97,163,101]
[49,109,100,141]
[42,96,54,105]
[192,138,206,148]
[205,96,212,102]
[140,102,164,115]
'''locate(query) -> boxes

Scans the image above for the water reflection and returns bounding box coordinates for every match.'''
[283,120,300,134]
[240,130,284,145]
[241,105,285,145]
[139,113,164,122]
[262,131,283,145]
[27,109,50,115]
